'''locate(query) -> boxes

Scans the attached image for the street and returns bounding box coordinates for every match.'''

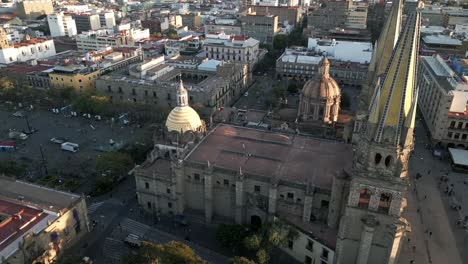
[399,119,466,264]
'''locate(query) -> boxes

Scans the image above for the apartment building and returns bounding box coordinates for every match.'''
[417,54,468,149]
[48,12,78,37]
[71,13,101,33]
[99,11,116,29]
[247,5,302,26]
[75,28,149,51]
[240,14,279,44]
[346,2,368,29]
[16,0,53,19]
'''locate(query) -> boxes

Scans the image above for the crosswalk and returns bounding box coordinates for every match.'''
[87,202,104,215]
[103,237,128,261]
[120,217,150,237]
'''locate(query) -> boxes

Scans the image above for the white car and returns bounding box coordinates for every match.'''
[244,92,249,97]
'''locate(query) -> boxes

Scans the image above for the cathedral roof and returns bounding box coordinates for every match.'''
[368,11,421,145]
[302,58,340,100]
[165,80,203,133]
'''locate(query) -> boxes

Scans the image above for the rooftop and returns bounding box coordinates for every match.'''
[308,38,372,64]
[0,177,81,212]
[185,124,353,189]
[422,35,463,46]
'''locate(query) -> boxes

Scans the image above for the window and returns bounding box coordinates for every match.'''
[254,185,261,192]
[223,179,229,185]
[385,155,393,167]
[287,240,294,249]
[287,192,294,199]
[147,202,152,209]
[145,90,148,96]
[448,132,453,138]
[194,173,200,181]
[107,85,112,92]
[463,134,467,140]
[455,133,460,139]
[374,153,382,165]
[305,256,312,264]
[168,202,172,208]
[306,239,313,251]
[378,193,392,214]
[167,93,171,100]
[167,188,171,194]
[321,200,329,209]
[79,79,82,83]
[321,248,329,260]
[358,188,372,209]
[458,122,463,129]
[450,121,456,128]
[145,182,149,189]
[118,87,122,93]
[132,89,136,95]
[153,91,157,98]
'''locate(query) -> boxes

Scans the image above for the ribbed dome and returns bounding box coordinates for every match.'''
[302,77,341,99]
[166,106,203,133]
[302,57,340,100]
[165,80,203,133]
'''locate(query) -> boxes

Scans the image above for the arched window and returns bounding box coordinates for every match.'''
[378,193,392,214]
[358,188,372,209]
[375,153,382,165]
[385,155,393,167]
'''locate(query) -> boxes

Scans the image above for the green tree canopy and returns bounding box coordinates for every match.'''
[121,241,206,264]
[96,152,134,178]
[273,34,288,50]
[216,224,249,252]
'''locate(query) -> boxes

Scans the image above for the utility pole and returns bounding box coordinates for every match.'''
[24,114,32,134]
[39,145,48,176]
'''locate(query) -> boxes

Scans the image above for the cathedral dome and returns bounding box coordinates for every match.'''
[301,58,340,100]
[165,80,204,133]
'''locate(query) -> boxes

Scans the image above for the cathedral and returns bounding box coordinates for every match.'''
[134,1,421,263]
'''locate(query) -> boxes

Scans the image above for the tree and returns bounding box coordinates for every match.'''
[256,249,269,264]
[72,95,109,115]
[0,77,13,91]
[216,224,249,252]
[56,255,84,264]
[340,92,351,109]
[121,241,206,264]
[287,83,298,94]
[229,256,257,264]
[96,152,134,178]
[273,34,288,50]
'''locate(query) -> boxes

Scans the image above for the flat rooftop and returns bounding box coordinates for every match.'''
[0,199,56,259]
[185,125,353,189]
[0,177,81,212]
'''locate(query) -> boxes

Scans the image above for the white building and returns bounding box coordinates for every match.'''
[0,37,56,64]
[417,54,468,149]
[251,0,279,6]
[203,32,260,66]
[98,11,116,29]
[75,27,149,51]
[48,12,78,37]
[307,38,373,64]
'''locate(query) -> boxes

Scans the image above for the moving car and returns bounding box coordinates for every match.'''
[61,142,79,153]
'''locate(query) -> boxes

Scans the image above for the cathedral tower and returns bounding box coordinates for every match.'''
[353,0,402,142]
[336,9,421,264]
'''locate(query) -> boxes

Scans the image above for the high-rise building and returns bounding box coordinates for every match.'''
[48,12,78,37]
[16,0,53,19]
[240,13,279,44]
[99,11,116,29]
[71,13,101,33]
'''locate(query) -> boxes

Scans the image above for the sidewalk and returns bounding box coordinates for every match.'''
[398,123,465,264]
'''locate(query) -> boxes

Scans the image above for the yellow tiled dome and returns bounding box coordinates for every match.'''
[165,80,203,133]
[166,105,203,133]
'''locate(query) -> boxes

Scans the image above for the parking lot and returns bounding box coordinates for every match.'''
[0,105,152,193]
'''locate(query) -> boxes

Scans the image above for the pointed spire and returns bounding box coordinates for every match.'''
[361,0,403,109]
[321,57,330,78]
[177,79,188,107]
[368,11,421,145]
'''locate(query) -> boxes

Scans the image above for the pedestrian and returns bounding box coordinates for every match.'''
[410,260,415,264]
[407,238,411,242]
[429,231,432,237]
[424,195,427,200]
[417,208,420,213]
[412,245,416,252]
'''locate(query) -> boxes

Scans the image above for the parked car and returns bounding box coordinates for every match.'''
[8,131,28,140]
[12,111,25,117]
[174,214,188,226]
[124,233,141,248]
[61,142,79,153]
[50,137,68,144]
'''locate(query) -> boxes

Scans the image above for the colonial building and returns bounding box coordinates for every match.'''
[0,33,56,65]
[135,3,421,264]
[416,54,468,149]
[203,33,260,70]
[0,176,89,264]
[298,58,341,124]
